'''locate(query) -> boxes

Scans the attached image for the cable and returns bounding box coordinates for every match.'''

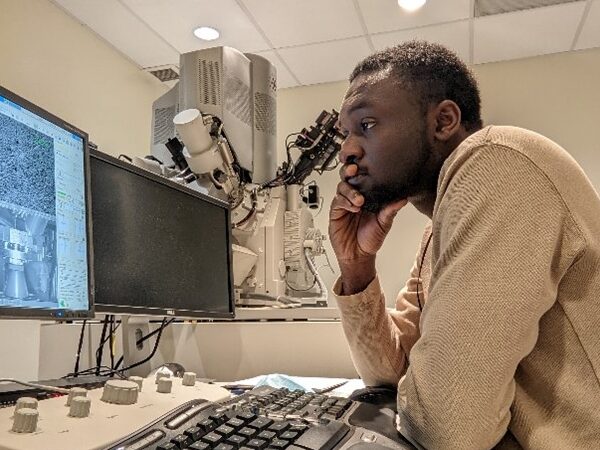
[109,318,174,376]
[416,232,433,311]
[110,318,176,374]
[73,319,87,376]
[95,316,110,376]
[109,315,116,371]
[0,378,70,395]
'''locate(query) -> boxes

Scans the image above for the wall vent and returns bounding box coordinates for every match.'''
[145,64,179,82]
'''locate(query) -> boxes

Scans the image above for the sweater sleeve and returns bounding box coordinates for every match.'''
[396,146,584,450]
[333,224,432,387]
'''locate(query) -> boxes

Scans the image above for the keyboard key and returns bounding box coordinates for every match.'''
[157,443,177,450]
[249,417,273,430]
[170,434,191,449]
[214,444,234,450]
[227,417,245,429]
[245,438,268,449]
[280,431,299,441]
[188,442,210,450]
[236,411,258,422]
[238,427,258,438]
[215,424,235,437]
[267,439,289,449]
[210,413,228,425]
[197,418,217,433]
[201,431,222,445]
[226,434,248,446]
[257,430,276,440]
[293,421,350,450]
[184,426,203,441]
[268,421,290,433]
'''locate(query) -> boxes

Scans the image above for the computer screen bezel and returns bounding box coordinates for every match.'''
[0,84,95,320]
[90,149,236,319]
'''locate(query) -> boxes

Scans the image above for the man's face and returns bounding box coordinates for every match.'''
[338,72,434,213]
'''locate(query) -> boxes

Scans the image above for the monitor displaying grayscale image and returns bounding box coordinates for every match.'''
[0,85,93,319]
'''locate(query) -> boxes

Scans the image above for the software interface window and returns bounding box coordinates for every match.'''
[0,92,89,313]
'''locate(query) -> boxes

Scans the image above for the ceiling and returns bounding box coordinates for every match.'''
[51,0,600,89]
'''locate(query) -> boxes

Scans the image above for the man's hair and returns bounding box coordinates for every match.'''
[350,41,483,131]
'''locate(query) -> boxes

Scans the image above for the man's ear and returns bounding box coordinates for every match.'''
[433,100,462,141]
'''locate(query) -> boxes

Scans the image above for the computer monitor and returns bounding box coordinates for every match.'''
[89,150,235,319]
[0,85,93,319]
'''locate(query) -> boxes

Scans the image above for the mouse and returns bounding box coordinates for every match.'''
[348,386,398,411]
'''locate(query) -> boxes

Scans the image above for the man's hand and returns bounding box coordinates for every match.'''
[329,163,407,295]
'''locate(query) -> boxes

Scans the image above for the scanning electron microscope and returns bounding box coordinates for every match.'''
[144,46,344,307]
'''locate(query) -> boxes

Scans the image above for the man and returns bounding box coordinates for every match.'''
[330,41,600,450]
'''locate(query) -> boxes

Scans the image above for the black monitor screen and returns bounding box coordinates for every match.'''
[90,150,234,318]
[0,85,93,319]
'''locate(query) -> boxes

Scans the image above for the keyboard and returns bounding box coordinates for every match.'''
[107,386,415,450]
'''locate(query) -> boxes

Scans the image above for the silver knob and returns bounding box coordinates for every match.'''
[182,372,196,386]
[12,408,38,433]
[155,371,171,384]
[15,397,38,411]
[128,376,144,391]
[100,380,139,405]
[69,396,91,418]
[66,387,87,406]
[157,377,173,394]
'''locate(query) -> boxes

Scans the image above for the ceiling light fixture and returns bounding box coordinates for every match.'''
[193,26,220,41]
[397,0,427,12]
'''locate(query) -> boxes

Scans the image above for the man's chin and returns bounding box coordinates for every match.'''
[362,189,408,214]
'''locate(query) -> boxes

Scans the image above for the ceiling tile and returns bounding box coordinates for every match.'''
[240,0,364,48]
[277,38,372,86]
[358,0,471,34]
[52,0,179,68]
[473,2,586,64]
[122,0,271,54]
[253,50,298,89]
[575,0,600,50]
[371,20,471,63]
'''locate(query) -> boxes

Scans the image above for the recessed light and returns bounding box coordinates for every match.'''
[193,26,220,41]
[398,0,426,12]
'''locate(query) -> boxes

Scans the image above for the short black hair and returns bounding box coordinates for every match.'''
[350,41,483,132]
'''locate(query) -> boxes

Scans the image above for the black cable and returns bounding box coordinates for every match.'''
[73,319,87,377]
[95,316,110,375]
[109,315,116,371]
[416,232,433,311]
[113,318,176,371]
[110,318,174,376]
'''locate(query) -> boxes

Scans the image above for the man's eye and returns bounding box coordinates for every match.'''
[360,120,375,131]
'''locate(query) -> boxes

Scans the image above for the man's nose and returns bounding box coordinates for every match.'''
[339,135,362,164]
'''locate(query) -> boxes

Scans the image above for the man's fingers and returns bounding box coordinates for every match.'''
[331,193,361,216]
[339,163,358,180]
[336,181,364,207]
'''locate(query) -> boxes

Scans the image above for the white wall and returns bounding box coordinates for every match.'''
[277,46,600,305]
[0,0,168,157]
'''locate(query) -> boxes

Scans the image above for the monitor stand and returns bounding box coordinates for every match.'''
[120,316,153,377]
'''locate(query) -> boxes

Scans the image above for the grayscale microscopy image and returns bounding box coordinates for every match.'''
[0,113,55,215]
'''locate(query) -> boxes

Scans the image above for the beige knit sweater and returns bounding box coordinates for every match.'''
[334,126,600,450]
